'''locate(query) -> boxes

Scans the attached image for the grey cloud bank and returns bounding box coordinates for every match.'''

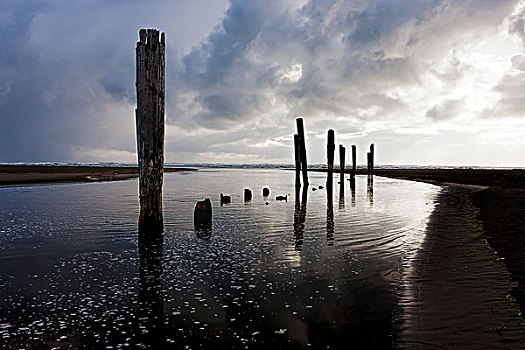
[1,0,524,166]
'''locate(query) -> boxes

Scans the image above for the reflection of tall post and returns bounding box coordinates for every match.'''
[296,118,309,187]
[351,184,356,207]
[294,134,301,188]
[351,145,356,188]
[138,232,165,347]
[293,187,308,251]
[327,189,334,245]
[339,145,345,185]
[367,177,374,205]
[327,129,335,187]
[136,29,165,233]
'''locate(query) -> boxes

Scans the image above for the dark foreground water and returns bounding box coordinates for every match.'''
[0,169,437,349]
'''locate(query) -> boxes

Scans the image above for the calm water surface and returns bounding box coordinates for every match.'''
[0,169,438,349]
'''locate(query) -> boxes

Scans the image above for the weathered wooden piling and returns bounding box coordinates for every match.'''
[262,187,270,197]
[294,134,301,187]
[351,145,356,186]
[367,152,371,176]
[327,129,335,186]
[296,118,309,187]
[370,143,375,176]
[244,189,252,202]
[339,145,345,184]
[136,29,165,233]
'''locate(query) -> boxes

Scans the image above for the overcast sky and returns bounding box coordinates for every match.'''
[1,0,524,166]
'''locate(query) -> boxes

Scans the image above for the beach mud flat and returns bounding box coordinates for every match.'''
[398,185,525,349]
[0,165,195,186]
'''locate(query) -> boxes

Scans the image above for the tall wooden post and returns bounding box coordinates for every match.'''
[339,145,345,184]
[370,143,375,176]
[296,118,309,187]
[294,134,301,188]
[327,129,335,186]
[367,152,371,176]
[351,145,356,184]
[136,29,165,233]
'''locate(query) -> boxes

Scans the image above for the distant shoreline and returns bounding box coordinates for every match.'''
[0,165,196,187]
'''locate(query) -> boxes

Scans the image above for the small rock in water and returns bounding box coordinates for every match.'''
[265,202,269,206]
[276,195,288,201]
[312,188,317,191]
[262,187,270,197]
[318,185,324,189]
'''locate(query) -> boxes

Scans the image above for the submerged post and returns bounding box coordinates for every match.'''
[294,134,301,188]
[136,29,166,233]
[351,145,356,184]
[296,118,309,187]
[339,145,345,184]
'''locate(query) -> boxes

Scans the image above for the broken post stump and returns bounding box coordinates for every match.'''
[339,145,345,184]
[294,134,301,188]
[244,189,252,202]
[327,129,335,186]
[136,29,165,233]
[220,193,231,205]
[194,199,212,226]
[263,187,270,197]
[296,118,309,187]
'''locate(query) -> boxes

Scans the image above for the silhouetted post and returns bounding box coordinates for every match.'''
[351,145,356,187]
[339,145,345,184]
[370,143,375,176]
[136,29,165,233]
[367,152,371,176]
[327,129,335,186]
[296,118,309,187]
[244,189,252,202]
[294,134,301,187]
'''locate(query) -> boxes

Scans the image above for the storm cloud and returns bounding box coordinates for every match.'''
[1,0,524,165]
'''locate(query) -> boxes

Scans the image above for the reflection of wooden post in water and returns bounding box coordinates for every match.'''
[327,190,334,245]
[367,177,374,205]
[138,233,165,347]
[339,145,345,185]
[136,29,165,233]
[350,145,356,188]
[351,185,356,207]
[296,118,309,187]
[294,134,301,188]
[293,187,308,251]
[327,129,335,187]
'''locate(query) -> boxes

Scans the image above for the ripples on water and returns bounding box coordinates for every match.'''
[0,169,438,349]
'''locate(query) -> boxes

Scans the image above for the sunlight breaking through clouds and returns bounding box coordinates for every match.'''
[0,0,524,166]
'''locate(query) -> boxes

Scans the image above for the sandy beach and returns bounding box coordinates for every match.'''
[0,165,196,186]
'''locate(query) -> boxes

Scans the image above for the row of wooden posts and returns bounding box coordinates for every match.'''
[134,29,376,233]
[293,118,375,189]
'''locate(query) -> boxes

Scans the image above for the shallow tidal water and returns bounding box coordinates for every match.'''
[0,169,438,349]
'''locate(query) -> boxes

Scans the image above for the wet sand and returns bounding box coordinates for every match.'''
[0,165,196,186]
[398,185,525,348]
